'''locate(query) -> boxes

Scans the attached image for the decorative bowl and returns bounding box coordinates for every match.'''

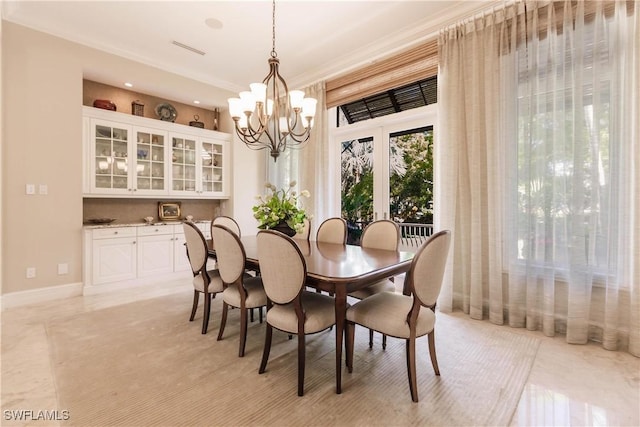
[87,218,116,224]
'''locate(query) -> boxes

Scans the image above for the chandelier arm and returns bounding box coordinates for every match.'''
[236,122,273,147]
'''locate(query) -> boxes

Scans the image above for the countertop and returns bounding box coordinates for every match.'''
[82,220,210,229]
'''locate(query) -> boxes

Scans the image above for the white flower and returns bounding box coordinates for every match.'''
[289,180,297,187]
[300,189,310,198]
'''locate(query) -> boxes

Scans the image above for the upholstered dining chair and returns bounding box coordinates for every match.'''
[345,230,451,402]
[183,221,225,334]
[316,217,347,244]
[294,218,311,241]
[212,224,267,357]
[211,215,241,238]
[256,230,336,396]
[348,219,400,349]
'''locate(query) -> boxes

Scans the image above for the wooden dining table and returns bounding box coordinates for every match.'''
[208,236,414,394]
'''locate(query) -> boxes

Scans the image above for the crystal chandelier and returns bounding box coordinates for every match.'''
[227,0,317,161]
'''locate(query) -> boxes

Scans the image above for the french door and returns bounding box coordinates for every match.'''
[334,106,436,243]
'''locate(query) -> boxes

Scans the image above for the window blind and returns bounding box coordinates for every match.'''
[326,40,438,108]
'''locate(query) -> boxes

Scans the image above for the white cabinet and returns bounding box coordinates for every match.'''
[83,106,230,199]
[90,227,137,285]
[83,221,210,292]
[137,225,174,277]
[173,225,191,273]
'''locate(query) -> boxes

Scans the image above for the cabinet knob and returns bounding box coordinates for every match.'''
[114,231,118,234]
[133,241,136,244]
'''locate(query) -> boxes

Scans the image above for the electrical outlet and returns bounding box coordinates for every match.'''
[39,184,48,195]
[26,267,36,279]
[57,263,69,275]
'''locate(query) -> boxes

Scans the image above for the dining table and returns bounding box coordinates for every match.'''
[208,235,414,394]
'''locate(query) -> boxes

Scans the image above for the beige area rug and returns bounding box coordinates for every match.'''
[46,292,540,426]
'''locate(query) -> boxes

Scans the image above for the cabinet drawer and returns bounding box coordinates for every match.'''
[92,227,136,239]
[137,224,173,236]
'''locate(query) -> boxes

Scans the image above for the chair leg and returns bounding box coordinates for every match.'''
[346,321,355,373]
[369,329,374,349]
[297,332,306,397]
[217,302,229,341]
[382,334,387,350]
[428,330,440,375]
[250,308,255,322]
[239,306,248,357]
[259,307,263,323]
[189,290,199,321]
[259,323,273,374]
[202,292,211,334]
[406,338,419,402]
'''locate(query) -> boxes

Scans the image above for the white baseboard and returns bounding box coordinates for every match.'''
[1,282,84,310]
[82,271,189,296]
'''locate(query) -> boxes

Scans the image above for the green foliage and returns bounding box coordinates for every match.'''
[340,130,434,226]
[389,130,434,224]
[253,182,309,233]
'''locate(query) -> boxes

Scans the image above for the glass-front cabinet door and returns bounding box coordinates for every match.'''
[91,119,132,194]
[169,133,227,197]
[200,139,224,195]
[170,134,198,195]
[135,127,168,195]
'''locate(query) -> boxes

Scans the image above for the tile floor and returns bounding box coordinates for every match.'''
[1,279,639,426]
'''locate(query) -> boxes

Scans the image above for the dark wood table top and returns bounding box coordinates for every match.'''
[208,236,414,292]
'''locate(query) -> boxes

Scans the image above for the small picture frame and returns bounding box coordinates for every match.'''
[158,202,181,221]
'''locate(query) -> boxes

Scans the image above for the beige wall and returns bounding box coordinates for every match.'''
[1,22,264,296]
[83,80,220,131]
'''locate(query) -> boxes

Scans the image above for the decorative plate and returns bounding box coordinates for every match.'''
[87,218,117,224]
[155,103,177,122]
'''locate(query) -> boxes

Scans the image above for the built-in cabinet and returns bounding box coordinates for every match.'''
[83,106,230,199]
[83,221,211,293]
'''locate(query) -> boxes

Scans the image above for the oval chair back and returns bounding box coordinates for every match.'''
[211,224,246,285]
[405,230,451,308]
[361,219,400,251]
[257,230,307,304]
[212,215,241,238]
[183,222,207,275]
[316,217,347,244]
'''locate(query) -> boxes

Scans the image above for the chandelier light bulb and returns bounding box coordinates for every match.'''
[302,98,317,118]
[250,83,267,104]
[227,98,243,119]
[289,90,305,110]
[239,91,256,114]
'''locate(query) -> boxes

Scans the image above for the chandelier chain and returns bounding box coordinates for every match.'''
[271,0,277,58]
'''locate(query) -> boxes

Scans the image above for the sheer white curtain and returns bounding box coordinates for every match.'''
[438,1,639,355]
[267,81,328,233]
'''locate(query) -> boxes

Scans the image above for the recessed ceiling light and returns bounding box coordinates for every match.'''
[124,82,133,88]
[205,18,223,30]
[193,100,201,105]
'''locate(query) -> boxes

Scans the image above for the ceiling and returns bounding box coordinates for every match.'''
[2,0,494,109]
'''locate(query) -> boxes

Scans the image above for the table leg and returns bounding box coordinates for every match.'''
[334,286,347,394]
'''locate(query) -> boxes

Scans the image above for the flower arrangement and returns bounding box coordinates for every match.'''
[253,181,310,233]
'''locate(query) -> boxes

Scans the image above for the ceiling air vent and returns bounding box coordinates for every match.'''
[171,41,206,56]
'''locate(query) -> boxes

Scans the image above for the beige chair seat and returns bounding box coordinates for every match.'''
[193,269,224,293]
[347,292,435,339]
[266,291,336,334]
[222,276,267,309]
[348,279,395,300]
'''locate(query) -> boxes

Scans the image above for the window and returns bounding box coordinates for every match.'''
[338,77,437,126]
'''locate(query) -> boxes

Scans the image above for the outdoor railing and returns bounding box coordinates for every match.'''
[398,222,434,249]
[346,220,434,249]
